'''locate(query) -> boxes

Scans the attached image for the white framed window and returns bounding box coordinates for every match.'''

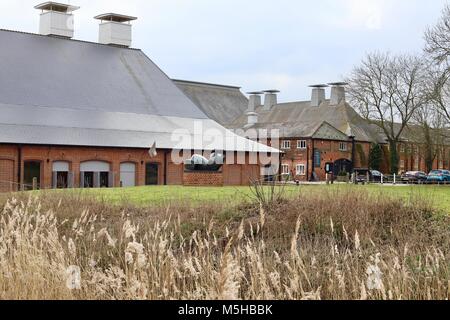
[282,164,290,175]
[281,140,291,150]
[400,160,405,170]
[296,164,306,176]
[399,145,405,153]
[297,140,307,149]
[339,142,348,152]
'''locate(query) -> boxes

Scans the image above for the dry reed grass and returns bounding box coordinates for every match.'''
[0,188,449,300]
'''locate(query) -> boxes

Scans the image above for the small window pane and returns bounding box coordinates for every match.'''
[297,140,307,149]
[282,141,291,149]
[296,164,306,176]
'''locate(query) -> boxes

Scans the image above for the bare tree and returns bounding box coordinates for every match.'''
[426,66,450,122]
[425,4,450,66]
[413,102,447,172]
[417,66,450,171]
[425,4,450,123]
[347,52,427,174]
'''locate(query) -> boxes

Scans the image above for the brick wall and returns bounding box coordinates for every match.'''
[0,145,19,192]
[273,137,382,181]
[280,139,355,181]
[312,140,352,181]
[0,159,15,192]
[241,165,260,185]
[0,144,264,190]
[280,139,310,182]
[223,165,242,185]
[355,143,371,168]
[167,162,183,185]
[398,143,450,173]
[183,171,224,186]
[17,145,168,189]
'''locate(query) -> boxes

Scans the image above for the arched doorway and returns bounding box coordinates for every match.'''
[52,161,71,189]
[333,159,353,177]
[80,161,111,188]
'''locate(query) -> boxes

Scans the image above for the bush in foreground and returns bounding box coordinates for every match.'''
[0,190,449,300]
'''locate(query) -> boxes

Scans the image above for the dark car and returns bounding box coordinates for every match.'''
[354,169,383,183]
[369,170,383,182]
[401,171,428,184]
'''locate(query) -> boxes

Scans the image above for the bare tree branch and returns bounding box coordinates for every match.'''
[347,52,427,174]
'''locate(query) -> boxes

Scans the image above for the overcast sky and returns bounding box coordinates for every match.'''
[0,0,448,101]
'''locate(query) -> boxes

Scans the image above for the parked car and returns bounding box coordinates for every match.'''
[401,171,428,184]
[427,170,450,183]
[354,169,383,183]
[369,170,383,182]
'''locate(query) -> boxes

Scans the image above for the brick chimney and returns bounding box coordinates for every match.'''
[34,2,80,38]
[94,13,137,47]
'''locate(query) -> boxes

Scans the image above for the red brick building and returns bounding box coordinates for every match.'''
[177,81,449,180]
[179,83,381,181]
[0,145,266,191]
[394,139,450,175]
[0,4,278,192]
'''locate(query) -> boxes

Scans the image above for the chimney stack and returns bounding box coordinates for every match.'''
[246,111,259,127]
[309,84,328,107]
[328,82,348,106]
[94,13,137,47]
[247,91,263,112]
[35,2,80,38]
[245,92,262,127]
[262,90,280,111]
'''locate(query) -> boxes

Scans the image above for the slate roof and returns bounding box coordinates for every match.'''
[228,100,385,143]
[171,80,449,146]
[373,122,450,145]
[0,29,277,153]
[173,79,248,125]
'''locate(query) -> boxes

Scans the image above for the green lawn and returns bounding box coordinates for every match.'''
[39,184,450,213]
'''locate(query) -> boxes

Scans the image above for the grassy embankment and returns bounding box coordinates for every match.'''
[0,184,449,300]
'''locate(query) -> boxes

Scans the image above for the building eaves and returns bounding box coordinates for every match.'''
[172,79,242,90]
[0,28,141,51]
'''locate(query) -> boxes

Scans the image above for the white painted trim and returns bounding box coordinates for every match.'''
[80,161,110,172]
[52,161,70,172]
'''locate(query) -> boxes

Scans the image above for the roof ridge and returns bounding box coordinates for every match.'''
[0,101,213,121]
[0,28,141,51]
[312,121,348,137]
[173,79,242,90]
[342,103,387,143]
